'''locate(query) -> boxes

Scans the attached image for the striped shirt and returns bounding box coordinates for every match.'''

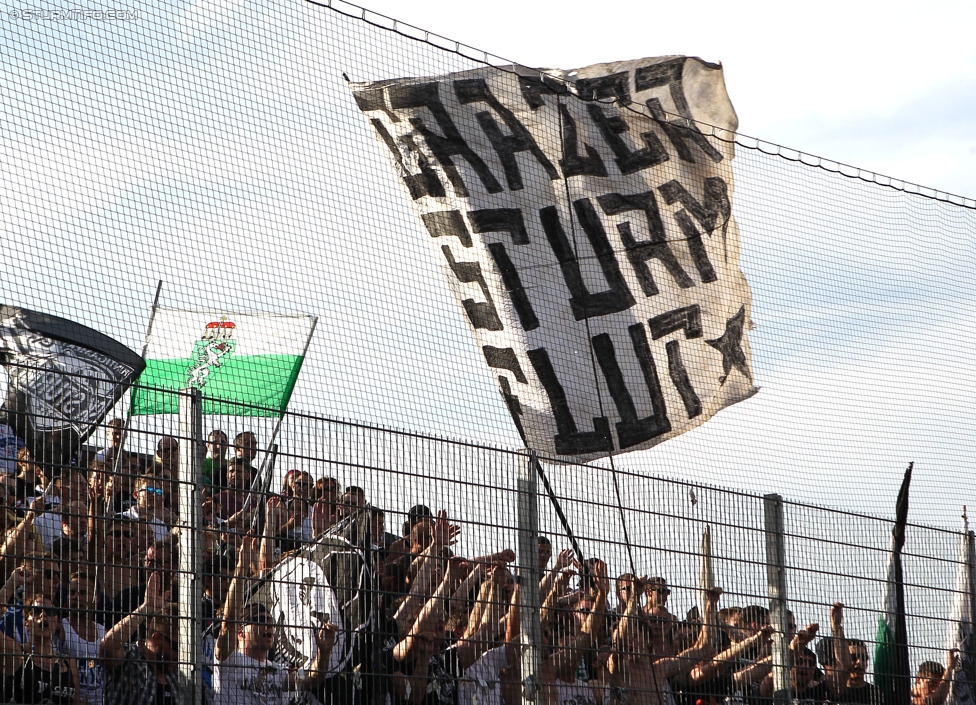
[102,640,183,705]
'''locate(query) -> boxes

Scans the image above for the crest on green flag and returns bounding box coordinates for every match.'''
[187,319,238,389]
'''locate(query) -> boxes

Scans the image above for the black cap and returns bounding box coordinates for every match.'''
[403,504,433,536]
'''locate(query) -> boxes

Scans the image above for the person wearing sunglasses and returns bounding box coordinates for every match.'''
[120,474,171,544]
[0,555,64,644]
[0,595,78,704]
[267,470,316,553]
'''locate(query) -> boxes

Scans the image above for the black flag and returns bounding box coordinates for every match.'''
[0,305,145,470]
[876,462,913,705]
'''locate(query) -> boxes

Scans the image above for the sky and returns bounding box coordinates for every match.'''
[351,0,976,200]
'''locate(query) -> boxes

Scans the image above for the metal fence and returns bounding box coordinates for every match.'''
[2,0,975,703]
[1,366,968,704]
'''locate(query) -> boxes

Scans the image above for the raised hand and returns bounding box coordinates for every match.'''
[266,497,285,533]
[237,531,258,572]
[143,570,167,614]
[496,548,516,564]
[796,623,820,646]
[947,649,960,673]
[830,602,844,631]
[432,510,460,548]
[27,495,46,518]
[554,548,574,570]
[446,556,471,582]
[315,622,340,653]
[591,558,610,596]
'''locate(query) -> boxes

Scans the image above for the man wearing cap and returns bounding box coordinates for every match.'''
[402,504,433,537]
[214,533,338,704]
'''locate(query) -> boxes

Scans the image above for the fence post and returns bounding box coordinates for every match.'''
[764,493,792,705]
[517,450,542,703]
[178,388,204,704]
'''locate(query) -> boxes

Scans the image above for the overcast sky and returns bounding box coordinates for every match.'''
[352,0,976,200]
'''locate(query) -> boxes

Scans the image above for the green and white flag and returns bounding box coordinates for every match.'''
[131,307,316,416]
[875,463,913,705]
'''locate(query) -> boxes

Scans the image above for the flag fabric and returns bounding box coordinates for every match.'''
[352,56,756,462]
[875,464,913,705]
[248,509,375,703]
[946,513,976,705]
[131,307,315,416]
[0,305,145,467]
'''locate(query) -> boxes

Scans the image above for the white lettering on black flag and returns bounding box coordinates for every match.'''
[353,56,757,461]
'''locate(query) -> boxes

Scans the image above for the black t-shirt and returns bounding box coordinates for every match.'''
[422,646,461,705]
[13,656,75,704]
[793,680,830,705]
[155,679,178,705]
[842,683,883,705]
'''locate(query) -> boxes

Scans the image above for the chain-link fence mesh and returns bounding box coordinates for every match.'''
[1,0,974,703]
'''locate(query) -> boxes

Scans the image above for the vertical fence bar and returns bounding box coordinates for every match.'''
[517,450,542,703]
[178,388,203,703]
[764,493,791,705]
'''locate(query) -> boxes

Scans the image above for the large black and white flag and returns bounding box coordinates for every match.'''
[0,306,145,469]
[353,56,756,461]
[248,509,375,701]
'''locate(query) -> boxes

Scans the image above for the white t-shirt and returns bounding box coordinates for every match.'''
[33,502,64,553]
[60,618,105,705]
[120,507,170,543]
[214,649,290,705]
[459,646,508,705]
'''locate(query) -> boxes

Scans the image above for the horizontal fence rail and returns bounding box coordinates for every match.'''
[0,369,969,704]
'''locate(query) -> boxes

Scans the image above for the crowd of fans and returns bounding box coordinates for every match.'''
[0,420,961,705]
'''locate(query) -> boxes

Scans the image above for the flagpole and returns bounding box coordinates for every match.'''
[95,281,162,607]
[248,315,318,531]
[108,279,163,504]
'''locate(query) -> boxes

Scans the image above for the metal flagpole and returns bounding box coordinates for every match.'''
[246,315,317,532]
[177,387,204,704]
[517,449,543,704]
[109,279,163,490]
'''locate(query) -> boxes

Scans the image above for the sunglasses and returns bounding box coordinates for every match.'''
[110,530,133,538]
[247,614,272,626]
[140,486,164,495]
[40,569,61,580]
